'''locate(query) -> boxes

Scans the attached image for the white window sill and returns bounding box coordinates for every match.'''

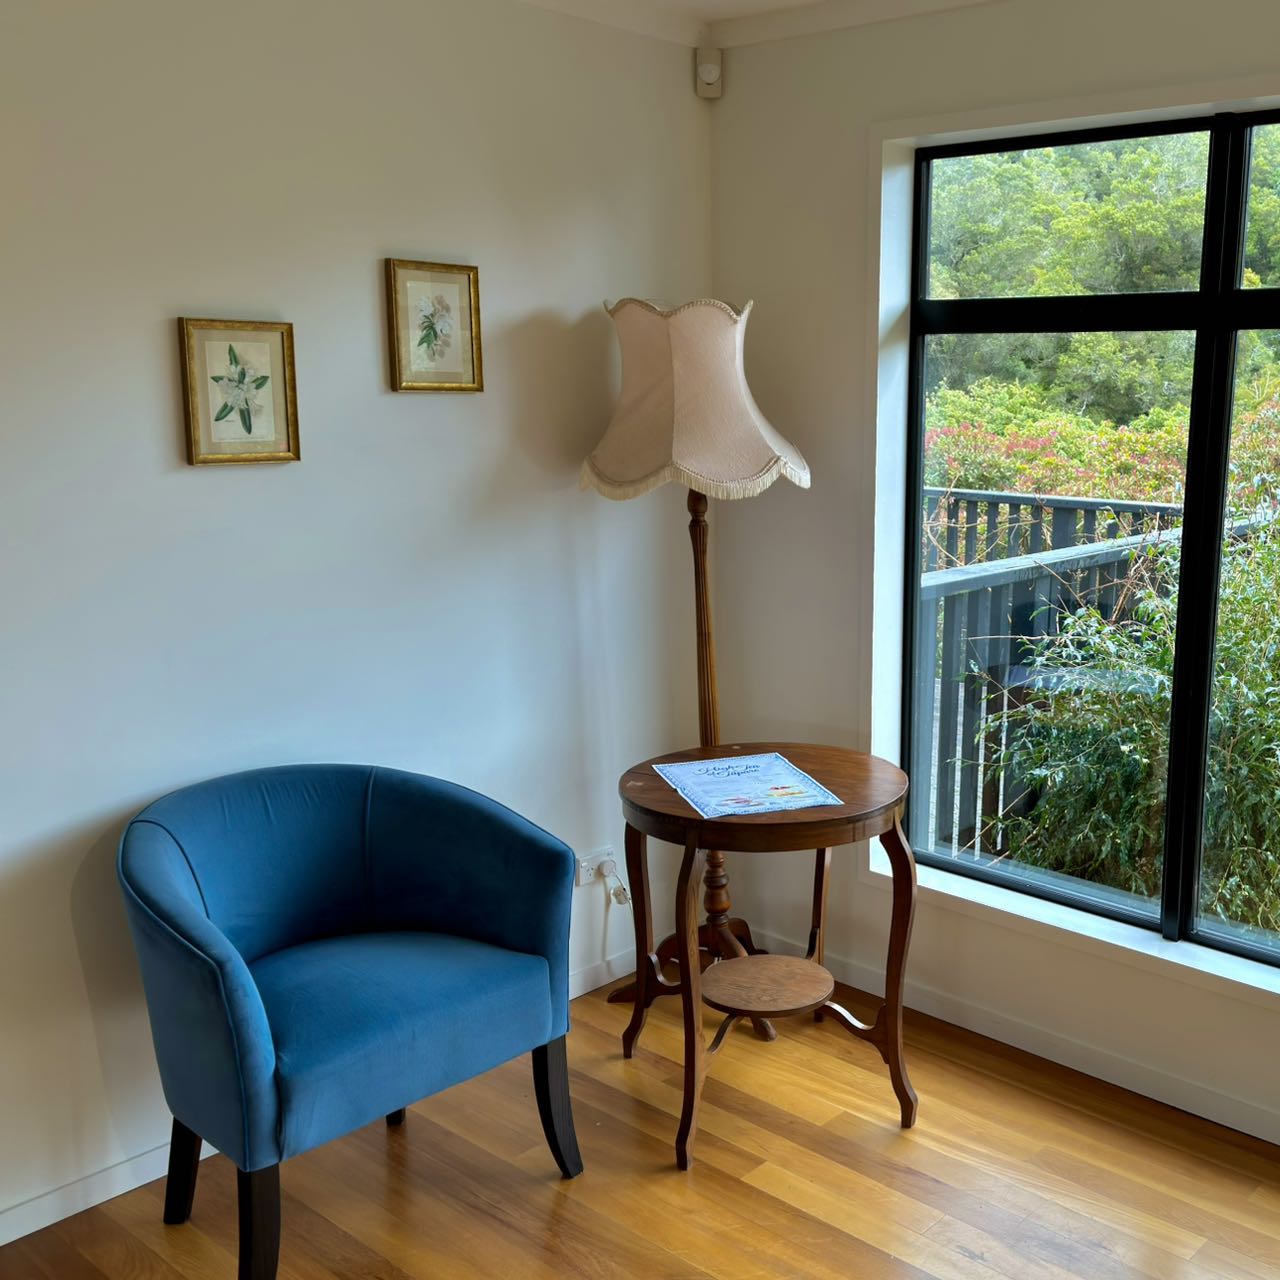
[864,845,1280,1010]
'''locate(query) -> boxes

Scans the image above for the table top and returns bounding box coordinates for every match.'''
[619,742,908,852]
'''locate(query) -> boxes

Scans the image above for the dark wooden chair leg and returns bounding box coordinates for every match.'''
[386,1108,406,1126]
[162,1118,202,1225]
[532,1036,583,1178]
[236,1164,280,1280]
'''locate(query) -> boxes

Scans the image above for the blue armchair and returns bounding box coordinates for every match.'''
[118,764,582,1280]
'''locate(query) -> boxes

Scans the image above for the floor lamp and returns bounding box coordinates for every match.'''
[581,297,810,1029]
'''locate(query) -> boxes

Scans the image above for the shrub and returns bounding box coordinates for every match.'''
[992,525,1280,936]
[925,378,1189,504]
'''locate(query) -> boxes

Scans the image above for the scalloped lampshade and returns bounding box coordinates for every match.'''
[580,298,810,502]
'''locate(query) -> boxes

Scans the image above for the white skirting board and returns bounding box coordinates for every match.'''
[751,927,1280,1146]
[568,947,635,1001]
[0,1141,215,1248]
[0,947,639,1248]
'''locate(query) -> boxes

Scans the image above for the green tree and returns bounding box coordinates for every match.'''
[1244,125,1280,287]
[929,133,1209,301]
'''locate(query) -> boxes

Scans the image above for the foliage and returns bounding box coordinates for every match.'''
[993,525,1280,938]
[929,133,1209,300]
[925,379,1190,502]
[925,379,1280,512]
[1230,400,1280,510]
[920,130,1280,941]
[926,130,1280,425]
[1243,125,1280,287]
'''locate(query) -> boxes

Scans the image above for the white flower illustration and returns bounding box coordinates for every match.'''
[210,345,270,435]
[418,293,454,360]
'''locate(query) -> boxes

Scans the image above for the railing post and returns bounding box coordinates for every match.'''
[945,498,961,567]
[1051,505,1076,552]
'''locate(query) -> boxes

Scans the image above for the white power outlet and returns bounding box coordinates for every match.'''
[576,847,616,887]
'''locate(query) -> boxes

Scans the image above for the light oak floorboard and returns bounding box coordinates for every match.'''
[4,981,1277,1280]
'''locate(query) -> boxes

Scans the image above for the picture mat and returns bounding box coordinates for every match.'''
[204,339,278,442]
[191,327,289,455]
[653,752,843,819]
[397,268,474,382]
[406,279,464,375]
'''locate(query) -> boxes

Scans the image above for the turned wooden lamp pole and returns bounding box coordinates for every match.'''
[689,489,719,750]
[685,487,782,1039]
[687,493,747,938]
[581,297,810,1022]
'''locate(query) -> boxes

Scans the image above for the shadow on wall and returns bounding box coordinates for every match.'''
[482,306,615,509]
[482,304,628,853]
[0,812,166,1203]
[69,818,168,1154]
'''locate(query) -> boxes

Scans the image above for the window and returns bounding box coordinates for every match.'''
[905,113,1280,966]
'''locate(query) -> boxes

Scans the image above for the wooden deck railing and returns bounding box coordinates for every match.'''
[923,486,1182,568]
[914,491,1273,862]
[912,488,1186,860]
[912,525,1182,858]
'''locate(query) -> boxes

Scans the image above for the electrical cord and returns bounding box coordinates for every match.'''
[598,858,632,907]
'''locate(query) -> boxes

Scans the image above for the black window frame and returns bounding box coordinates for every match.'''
[902,108,1280,968]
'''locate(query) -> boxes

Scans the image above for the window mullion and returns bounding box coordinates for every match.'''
[915,293,1202,336]
[1160,115,1250,941]
[901,152,932,828]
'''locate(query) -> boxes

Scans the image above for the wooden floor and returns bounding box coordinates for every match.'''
[7,980,1280,1279]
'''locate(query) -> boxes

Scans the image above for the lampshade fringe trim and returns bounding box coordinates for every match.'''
[579,455,809,502]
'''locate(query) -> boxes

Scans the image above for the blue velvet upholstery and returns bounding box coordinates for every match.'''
[252,933,552,1159]
[118,765,575,1173]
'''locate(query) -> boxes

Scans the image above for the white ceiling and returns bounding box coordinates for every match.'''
[517,0,998,48]
[665,0,822,17]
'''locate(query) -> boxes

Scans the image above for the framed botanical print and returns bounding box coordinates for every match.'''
[385,259,483,392]
[179,318,300,465]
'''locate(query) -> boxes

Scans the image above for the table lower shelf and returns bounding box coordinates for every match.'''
[699,954,834,1019]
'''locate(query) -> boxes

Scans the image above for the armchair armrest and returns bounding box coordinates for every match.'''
[366,768,576,1036]
[118,820,280,1171]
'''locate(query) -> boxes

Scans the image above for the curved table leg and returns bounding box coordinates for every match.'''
[806,848,831,1022]
[818,821,918,1128]
[674,834,707,1170]
[620,823,652,1058]
[620,823,683,1058]
[878,818,919,1127]
[609,864,770,1044]
[724,916,766,955]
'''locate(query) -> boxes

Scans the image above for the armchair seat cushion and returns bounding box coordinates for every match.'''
[249,931,552,1159]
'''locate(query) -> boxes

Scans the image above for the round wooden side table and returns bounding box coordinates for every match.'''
[616,741,918,1169]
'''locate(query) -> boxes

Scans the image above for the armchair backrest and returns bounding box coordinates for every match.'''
[121,765,375,962]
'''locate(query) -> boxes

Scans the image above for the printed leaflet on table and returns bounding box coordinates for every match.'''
[652,752,842,819]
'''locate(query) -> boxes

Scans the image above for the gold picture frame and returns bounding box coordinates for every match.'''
[179,318,300,465]
[385,258,483,392]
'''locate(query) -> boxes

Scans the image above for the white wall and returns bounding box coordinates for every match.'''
[709,0,1280,1143]
[0,0,708,1240]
